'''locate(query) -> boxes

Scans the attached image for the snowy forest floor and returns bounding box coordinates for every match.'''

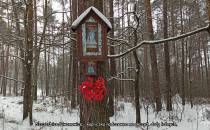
[0,95,210,130]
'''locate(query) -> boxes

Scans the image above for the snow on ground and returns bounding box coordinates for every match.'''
[0,95,210,130]
[0,96,79,130]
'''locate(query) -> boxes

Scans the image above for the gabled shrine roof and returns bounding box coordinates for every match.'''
[71,6,112,30]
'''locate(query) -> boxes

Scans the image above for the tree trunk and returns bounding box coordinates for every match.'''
[79,1,110,130]
[71,0,77,109]
[67,0,73,100]
[133,28,141,123]
[33,0,48,100]
[0,48,3,94]
[205,0,210,22]
[44,37,49,96]
[202,40,209,96]
[180,0,185,106]
[163,0,172,111]
[23,0,34,125]
[33,0,38,100]
[61,0,66,96]
[144,0,162,112]
[1,49,6,96]
[188,38,193,108]
[170,0,179,94]
[11,0,21,96]
[4,46,9,96]
[108,0,115,117]
[85,0,103,12]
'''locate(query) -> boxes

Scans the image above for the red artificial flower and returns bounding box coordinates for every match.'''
[78,76,107,102]
[87,76,94,82]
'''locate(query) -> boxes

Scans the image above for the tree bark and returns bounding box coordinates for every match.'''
[71,0,77,109]
[44,39,49,96]
[11,0,21,96]
[202,40,209,96]
[108,0,115,117]
[23,0,34,125]
[163,0,172,111]
[205,0,210,22]
[180,0,185,106]
[33,0,49,99]
[188,38,193,108]
[133,28,141,123]
[144,0,162,112]
[1,49,6,96]
[33,0,38,100]
[67,0,73,100]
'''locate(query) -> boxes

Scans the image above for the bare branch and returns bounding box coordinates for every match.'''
[108,77,135,82]
[0,75,24,83]
[108,24,210,58]
[0,54,25,61]
[108,36,133,47]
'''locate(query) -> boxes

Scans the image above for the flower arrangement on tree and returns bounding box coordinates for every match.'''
[79,76,106,101]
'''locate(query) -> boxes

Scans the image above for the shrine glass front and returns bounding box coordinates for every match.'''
[82,17,102,56]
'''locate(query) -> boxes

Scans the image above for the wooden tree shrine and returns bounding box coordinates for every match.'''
[71,6,112,130]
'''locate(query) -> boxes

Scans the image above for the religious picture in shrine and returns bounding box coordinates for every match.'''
[86,24,98,51]
[85,61,97,75]
[82,17,102,56]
